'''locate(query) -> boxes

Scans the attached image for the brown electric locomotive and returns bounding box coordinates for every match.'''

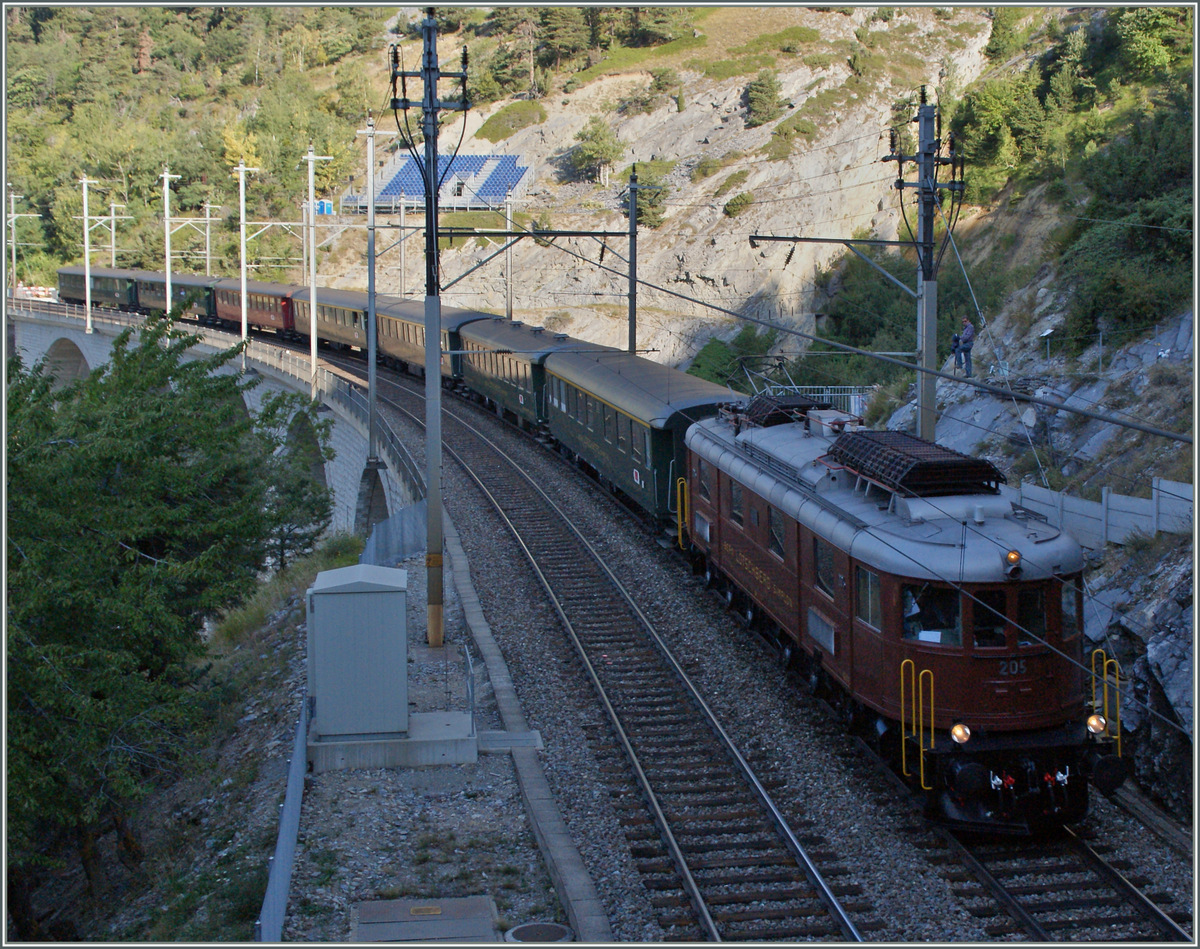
[684,393,1125,833]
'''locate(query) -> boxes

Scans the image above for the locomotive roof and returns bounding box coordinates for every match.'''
[686,415,1084,582]
[459,319,607,364]
[546,349,740,429]
[829,430,1006,497]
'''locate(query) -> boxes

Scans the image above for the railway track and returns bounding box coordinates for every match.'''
[365,367,868,941]
[940,828,1193,941]
[838,722,1193,944]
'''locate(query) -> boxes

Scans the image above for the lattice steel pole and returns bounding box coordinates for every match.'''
[392,7,468,646]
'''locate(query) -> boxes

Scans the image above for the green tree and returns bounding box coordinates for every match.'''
[256,391,335,569]
[570,116,623,182]
[5,316,331,934]
[539,7,588,70]
[624,7,690,47]
[1113,7,1193,79]
[984,6,1024,62]
[631,166,668,228]
[745,69,784,127]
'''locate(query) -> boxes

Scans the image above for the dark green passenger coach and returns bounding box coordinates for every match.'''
[457,319,608,430]
[544,349,738,524]
[57,266,139,309]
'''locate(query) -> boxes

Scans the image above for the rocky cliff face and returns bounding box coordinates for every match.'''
[331,7,992,366]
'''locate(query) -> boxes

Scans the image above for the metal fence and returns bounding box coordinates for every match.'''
[758,383,874,416]
[254,703,309,942]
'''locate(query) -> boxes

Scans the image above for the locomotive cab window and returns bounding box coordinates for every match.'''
[972,590,1008,648]
[1016,588,1046,647]
[902,584,961,646]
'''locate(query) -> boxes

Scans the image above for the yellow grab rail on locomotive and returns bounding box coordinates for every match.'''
[900,659,934,791]
[1090,648,1123,756]
[675,477,689,550]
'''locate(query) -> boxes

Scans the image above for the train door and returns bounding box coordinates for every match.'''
[802,527,852,689]
[850,562,884,702]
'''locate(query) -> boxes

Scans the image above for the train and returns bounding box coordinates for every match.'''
[56,265,1126,832]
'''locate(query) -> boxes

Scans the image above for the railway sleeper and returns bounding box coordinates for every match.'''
[698,886,823,906]
[1036,912,1156,932]
[684,853,800,870]
[1024,894,1163,914]
[714,902,843,922]
[677,838,782,856]
[662,811,765,827]
[696,868,807,887]
[662,811,763,825]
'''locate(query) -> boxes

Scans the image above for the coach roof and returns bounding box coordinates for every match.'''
[459,318,608,364]
[547,349,738,428]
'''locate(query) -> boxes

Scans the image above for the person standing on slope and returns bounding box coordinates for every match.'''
[959,316,975,378]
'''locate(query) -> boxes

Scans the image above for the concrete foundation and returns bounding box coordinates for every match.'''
[307,711,477,773]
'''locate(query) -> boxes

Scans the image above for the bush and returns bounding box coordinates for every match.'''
[722,192,754,217]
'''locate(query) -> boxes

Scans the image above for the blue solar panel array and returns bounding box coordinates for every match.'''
[376,154,529,207]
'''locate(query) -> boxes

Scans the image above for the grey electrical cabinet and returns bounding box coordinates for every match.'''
[306,564,408,740]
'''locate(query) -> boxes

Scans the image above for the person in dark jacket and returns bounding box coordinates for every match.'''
[959,317,975,377]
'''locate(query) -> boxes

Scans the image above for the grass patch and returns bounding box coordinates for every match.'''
[713,169,749,198]
[565,32,709,88]
[475,100,547,143]
[729,25,820,56]
[802,52,837,70]
[685,53,777,80]
[763,113,819,161]
[691,150,743,182]
[210,533,362,646]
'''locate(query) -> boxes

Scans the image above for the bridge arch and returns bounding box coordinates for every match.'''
[354,465,390,536]
[43,338,91,388]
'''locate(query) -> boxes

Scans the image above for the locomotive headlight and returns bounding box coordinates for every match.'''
[950,723,971,744]
[1005,550,1021,566]
[1004,549,1022,579]
[1087,713,1108,735]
